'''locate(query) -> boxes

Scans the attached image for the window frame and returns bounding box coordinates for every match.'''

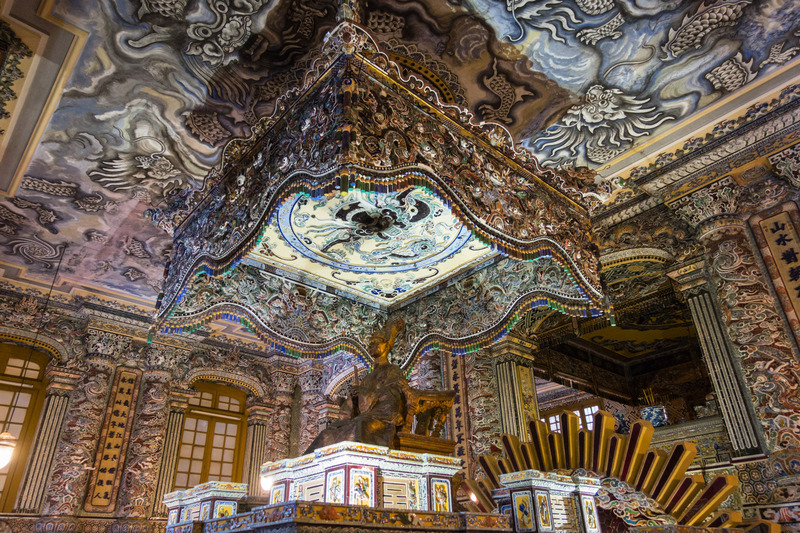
[540,398,604,433]
[172,382,247,491]
[0,344,48,512]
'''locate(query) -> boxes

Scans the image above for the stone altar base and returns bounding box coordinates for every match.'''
[163,481,250,525]
[261,441,462,512]
[495,470,601,533]
[165,500,511,533]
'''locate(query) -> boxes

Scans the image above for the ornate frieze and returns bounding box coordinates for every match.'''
[668,176,742,232]
[86,329,132,358]
[593,205,694,259]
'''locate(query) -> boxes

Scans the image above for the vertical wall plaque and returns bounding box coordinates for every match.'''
[84,367,141,513]
[751,202,800,347]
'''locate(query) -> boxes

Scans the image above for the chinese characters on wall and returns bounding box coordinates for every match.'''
[759,211,800,320]
[85,368,141,512]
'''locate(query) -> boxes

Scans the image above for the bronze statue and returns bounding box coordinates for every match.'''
[304,317,455,454]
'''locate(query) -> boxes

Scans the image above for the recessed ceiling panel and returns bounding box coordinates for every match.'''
[248,189,496,307]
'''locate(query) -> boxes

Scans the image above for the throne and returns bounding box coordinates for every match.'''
[395,387,456,455]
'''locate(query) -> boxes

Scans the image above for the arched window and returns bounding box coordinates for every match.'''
[173,382,247,491]
[0,344,48,512]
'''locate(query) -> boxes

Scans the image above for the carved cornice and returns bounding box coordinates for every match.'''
[168,387,195,412]
[600,247,673,267]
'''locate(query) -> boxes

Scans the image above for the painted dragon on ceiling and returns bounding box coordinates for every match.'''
[0,0,795,309]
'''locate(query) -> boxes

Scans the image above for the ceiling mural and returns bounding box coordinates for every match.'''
[250,188,496,306]
[0,0,582,304]
[459,0,800,171]
[1,0,796,300]
[0,0,795,378]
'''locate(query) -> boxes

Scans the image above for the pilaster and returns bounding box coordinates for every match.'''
[298,362,324,455]
[668,261,763,455]
[490,335,537,440]
[242,401,271,496]
[267,371,295,462]
[150,387,194,517]
[667,176,800,452]
[13,366,83,514]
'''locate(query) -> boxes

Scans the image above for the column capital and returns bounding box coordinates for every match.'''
[45,366,83,394]
[489,334,535,361]
[666,259,709,296]
[246,401,272,424]
[667,176,744,237]
[168,387,195,412]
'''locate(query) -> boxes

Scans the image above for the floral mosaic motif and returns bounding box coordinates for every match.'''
[431,480,450,512]
[326,470,345,504]
[534,490,553,531]
[670,177,741,228]
[350,469,373,506]
[513,491,534,532]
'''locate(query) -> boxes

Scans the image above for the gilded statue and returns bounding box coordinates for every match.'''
[304,317,455,454]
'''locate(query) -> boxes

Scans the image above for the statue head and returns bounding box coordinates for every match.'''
[368,317,405,363]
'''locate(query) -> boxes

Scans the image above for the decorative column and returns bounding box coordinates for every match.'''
[491,335,537,440]
[669,176,800,452]
[668,261,762,455]
[465,348,503,476]
[242,401,271,496]
[117,368,172,518]
[299,363,324,454]
[150,387,193,517]
[13,365,83,514]
[266,372,294,462]
[42,356,115,515]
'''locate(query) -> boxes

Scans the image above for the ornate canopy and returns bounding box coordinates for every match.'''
[154,22,604,369]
